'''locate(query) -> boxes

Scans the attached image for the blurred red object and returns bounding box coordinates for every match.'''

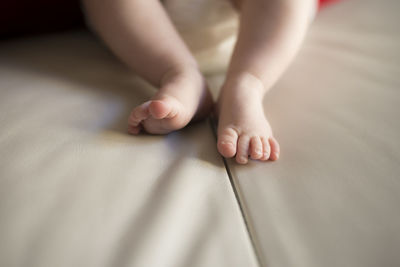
[319,0,341,9]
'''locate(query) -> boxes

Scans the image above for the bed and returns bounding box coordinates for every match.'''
[0,0,399,266]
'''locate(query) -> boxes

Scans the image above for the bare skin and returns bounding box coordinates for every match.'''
[217,0,315,163]
[216,73,280,163]
[127,67,212,134]
[83,0,315,164]
[83,0,213,135]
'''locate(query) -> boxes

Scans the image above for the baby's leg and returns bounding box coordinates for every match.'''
[217,0,315,163]
[83,0,212,134]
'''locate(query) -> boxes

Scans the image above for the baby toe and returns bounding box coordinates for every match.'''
[261,136,271,161]
[129,101,151,126]
[268,136,280,161]
[149,100,172,119]
[217,127,239,158]
[236,135,251,164]
[250,136,263,160]
[128,124,142,135]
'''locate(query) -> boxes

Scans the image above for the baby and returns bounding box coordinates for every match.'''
[82,0,321,164]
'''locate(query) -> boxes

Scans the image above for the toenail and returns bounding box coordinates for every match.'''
[221,141,233,147]
[256,149,262,155]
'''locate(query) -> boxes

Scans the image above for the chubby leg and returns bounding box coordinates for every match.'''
[217,0,315,163]
[83,0,212,134]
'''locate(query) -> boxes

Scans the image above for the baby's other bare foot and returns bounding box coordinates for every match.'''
[128,67,213,134]
[216,74,280,164]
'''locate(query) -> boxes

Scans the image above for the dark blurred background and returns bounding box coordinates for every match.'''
[1,0,84,39]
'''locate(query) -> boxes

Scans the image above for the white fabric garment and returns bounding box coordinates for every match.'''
[164,0,238,74]
[163,0,318,74]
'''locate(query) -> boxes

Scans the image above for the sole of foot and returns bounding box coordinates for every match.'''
[128,68,213,135]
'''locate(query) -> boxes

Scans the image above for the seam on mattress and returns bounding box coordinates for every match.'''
[209,117,264,267]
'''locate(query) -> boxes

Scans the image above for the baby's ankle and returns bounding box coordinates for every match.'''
[160,64,201,87]
[222,72,265,98]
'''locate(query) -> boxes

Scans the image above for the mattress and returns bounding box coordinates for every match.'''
[0,0,399,266]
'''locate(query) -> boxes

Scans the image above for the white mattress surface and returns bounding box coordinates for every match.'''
[225,0,400,266]
[0,35,257,267]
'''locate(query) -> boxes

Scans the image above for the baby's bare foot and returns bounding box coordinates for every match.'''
[128,68,213,134]
[216,74,280,164]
